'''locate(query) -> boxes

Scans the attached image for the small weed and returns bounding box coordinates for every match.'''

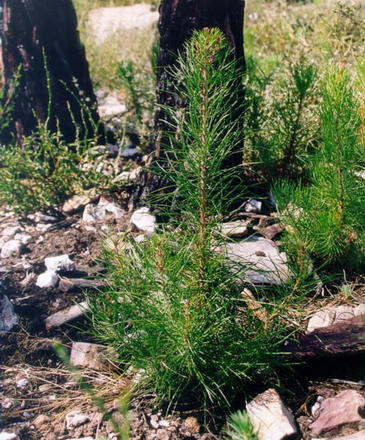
[226,410,257,440]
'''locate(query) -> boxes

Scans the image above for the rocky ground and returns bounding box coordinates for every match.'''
[1,183,365,440]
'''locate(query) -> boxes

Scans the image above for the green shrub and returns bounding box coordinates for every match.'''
[88,29,290,407]
[274,65,365,271]
[243,58,319,182]
[0,121,119,213]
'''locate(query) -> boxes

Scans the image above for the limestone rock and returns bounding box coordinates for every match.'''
[244,199,263,213]
[89,4,158,43]
[1,226,21,237]
[246,388,297,440]
[310,390,365,435]
[45,255,75,273]
[83,204,108,223]
[131,207,156,234]
[1,240,23,258]
[36,271,59,289]
[222,236,291,285]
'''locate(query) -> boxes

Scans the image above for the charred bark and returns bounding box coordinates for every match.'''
[0,0,102,145]
[154,0,245,158]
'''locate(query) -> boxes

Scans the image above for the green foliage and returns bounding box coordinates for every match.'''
[244,58,319,181]
[88,29,289,407]
[274,65,365,271]
[226,410,257,440]
[0,121,119,213]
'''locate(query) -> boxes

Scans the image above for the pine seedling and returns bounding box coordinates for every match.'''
[88,29,289,407]
[244,59,319,181]
[274,65,365,271]
[226,410,257,440]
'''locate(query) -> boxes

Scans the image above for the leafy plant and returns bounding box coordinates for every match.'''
[88,29,290,407]
[226,410,257,440]
[274,65,365,271]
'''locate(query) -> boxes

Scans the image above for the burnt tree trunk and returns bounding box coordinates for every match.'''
[0,0,102,145]
[154,0,245,158]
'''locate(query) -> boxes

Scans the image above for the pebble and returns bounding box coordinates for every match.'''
[45,255,75,273]
[36,271,59,288]
[14,233,32,245]
[1,240,23,258]
[130,207,156,234]
[2,398,14,409]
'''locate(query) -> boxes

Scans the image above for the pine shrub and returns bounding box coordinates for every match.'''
[88,29,289,406]
[274,65,365,271]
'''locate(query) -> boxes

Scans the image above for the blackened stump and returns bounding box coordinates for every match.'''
[0,0,101,144]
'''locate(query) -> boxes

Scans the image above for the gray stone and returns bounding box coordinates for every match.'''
[36,271,59,289]
[16,378,30,389]
[29,212,58,223]
[1,240,23,258]
[89,4,158,43]
[45,255,75,273]
[222,236,291,285]
[0,295,18,332]
[246,388,297,440]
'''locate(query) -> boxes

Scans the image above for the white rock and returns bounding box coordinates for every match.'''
[99,93,128,119]
[131,207,156,234]
[104,202,125,219]
[35,223,53,233]
[65,410,90,429]
[83,204,107,223]
[45,255,75,272]
[36,271,59,288]
[307,303,365,333]
[0,432,17,440]
[1,226,21,237]
[70,342,113,371]
[1,240,23,258]
[0,295,18,332]
[14,233,32,245]
[246,388,297,440]
[2,398,14,409]
[16,378,30,389]
[89,4,158,43]
[29,212,58,223]
[244,199,263,213]
[222,236,291,285]
[220,220,250,238]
